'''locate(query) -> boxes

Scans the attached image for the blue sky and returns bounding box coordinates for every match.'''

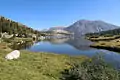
[0,0,120,30]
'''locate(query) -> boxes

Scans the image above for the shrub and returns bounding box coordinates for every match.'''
[60,55,120,80]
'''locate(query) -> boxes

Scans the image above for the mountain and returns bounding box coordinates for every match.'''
[49,26,65,31]
[65,20,119,36]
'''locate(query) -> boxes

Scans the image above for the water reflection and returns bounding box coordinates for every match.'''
[66,37,93,50]
[48,38,69,44]
[46,37,93,50]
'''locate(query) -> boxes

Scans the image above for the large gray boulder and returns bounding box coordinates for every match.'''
[5,50,20,60]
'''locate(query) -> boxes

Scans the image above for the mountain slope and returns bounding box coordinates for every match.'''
[65,20,119,36]
[0,16,40,36]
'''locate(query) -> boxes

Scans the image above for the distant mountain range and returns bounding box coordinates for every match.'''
[49,26,65,31]
[46,20,119,37]
[2,16,119,37]
[65,20,119,36]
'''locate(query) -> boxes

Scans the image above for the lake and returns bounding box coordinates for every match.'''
[23,37,120,68]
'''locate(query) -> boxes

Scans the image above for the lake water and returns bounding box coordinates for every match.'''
[24,37,120,68]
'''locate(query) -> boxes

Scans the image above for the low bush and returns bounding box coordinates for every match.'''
[60,55,120,80]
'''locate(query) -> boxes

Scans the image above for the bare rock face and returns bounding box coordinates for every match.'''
[5,50,20,60]
[65,20,119,37]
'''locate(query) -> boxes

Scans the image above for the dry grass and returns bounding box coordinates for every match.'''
[89,35,120,52]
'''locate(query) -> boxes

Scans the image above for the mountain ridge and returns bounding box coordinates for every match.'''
[65,20,119,36]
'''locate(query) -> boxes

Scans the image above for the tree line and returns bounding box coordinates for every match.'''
[86,28,120,37]
[0,16,41,37]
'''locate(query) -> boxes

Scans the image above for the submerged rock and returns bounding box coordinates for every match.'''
[5,50,20,60]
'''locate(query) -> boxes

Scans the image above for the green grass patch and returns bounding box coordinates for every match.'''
[0,50,87,80]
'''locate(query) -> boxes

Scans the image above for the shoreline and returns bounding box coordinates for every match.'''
[90,45,120,53]
[87,36,120,53]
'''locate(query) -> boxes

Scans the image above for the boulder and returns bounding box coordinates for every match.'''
[5,50,20,60]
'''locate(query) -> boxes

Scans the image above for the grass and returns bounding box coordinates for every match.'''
[2,37,33,43]
[90,39,120,51]
[14,37,33,42]
[0,49,87,80]
[1,37,34,50]
[0,42,11,51]
[87,35,120,52]
[0,37,87,80]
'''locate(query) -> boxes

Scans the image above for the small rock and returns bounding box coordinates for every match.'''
[5,50,20,60]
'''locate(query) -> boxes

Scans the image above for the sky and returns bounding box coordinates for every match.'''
[0,0,120,30]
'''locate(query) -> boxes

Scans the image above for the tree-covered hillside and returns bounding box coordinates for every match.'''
[0,16,40,37]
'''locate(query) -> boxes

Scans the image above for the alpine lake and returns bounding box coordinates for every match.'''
[12,36,120,68]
